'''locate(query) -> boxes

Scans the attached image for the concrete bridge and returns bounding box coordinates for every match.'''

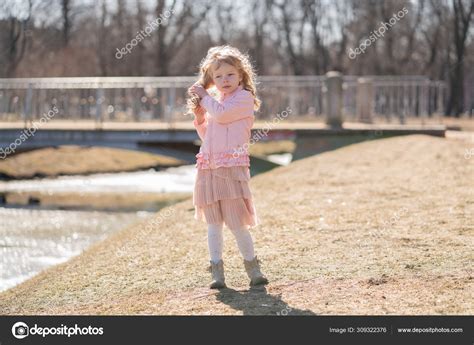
[0,74,448,171]
[0,121,446,167]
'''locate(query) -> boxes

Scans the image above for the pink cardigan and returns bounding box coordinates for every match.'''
[193,85,255,169]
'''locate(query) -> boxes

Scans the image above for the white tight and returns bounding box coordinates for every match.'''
[207,222,255,263]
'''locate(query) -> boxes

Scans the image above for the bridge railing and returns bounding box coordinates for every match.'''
[0,75,446,125]
[342,76,446,122]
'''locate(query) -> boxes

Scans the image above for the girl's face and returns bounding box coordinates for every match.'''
[211,62,242,96]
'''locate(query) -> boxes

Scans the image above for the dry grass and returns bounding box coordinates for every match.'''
[0,146,183,179]
[5,191,191,212]
[0,134,472,315]
[248,140,295,156]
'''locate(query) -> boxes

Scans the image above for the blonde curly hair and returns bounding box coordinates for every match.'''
[186,45,261,115]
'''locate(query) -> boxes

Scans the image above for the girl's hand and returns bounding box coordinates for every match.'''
[194,105,206,117]
[194,106,206,124]
[190,82,208,99]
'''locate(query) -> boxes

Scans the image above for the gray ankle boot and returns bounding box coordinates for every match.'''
[244,256,269,286]
[208,260,226,289]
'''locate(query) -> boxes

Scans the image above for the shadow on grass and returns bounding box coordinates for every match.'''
[214,286,316,315]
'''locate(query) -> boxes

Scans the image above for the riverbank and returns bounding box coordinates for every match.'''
[0,141,295,180]
[0,134,472,315]
[0,146,184,179]
[0,165,196,211]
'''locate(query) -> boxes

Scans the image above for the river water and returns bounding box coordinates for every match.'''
[0,165,197,194]
[0,165,197,292]
[0,207,153,292]
[0,154,292,292]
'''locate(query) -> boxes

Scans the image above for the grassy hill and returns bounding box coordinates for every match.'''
[0,134,472,315]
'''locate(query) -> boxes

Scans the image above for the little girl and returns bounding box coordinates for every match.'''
[187,45,268,289]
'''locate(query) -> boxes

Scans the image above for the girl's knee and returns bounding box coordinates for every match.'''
[208,222,224,232]
[229,226,250,236]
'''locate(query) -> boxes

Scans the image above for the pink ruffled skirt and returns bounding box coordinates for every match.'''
[193,166,259,230]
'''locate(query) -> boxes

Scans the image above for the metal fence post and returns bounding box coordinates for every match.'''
[23,83,33,127]
[168,86,176,125]
[356,77,374,123]
[96,88,104,126]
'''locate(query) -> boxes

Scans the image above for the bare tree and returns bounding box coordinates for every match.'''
[273,0,306,74]
[214,1,237,45]
[376,0,425,74]
[61,0,71,46]
[135,0,146,76]
[0,0,32,77]
[332,0,355,73]
[154,0,211,76]
[421,0,446,76]
[345,0,383,74]
[97,0,108,76]
[447,0,474,116]
[249,0,271,74]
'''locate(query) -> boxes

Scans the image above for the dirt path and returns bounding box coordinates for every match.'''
[0,134,472,315]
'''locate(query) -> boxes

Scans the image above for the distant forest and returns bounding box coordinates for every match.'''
[0,0,472,115]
